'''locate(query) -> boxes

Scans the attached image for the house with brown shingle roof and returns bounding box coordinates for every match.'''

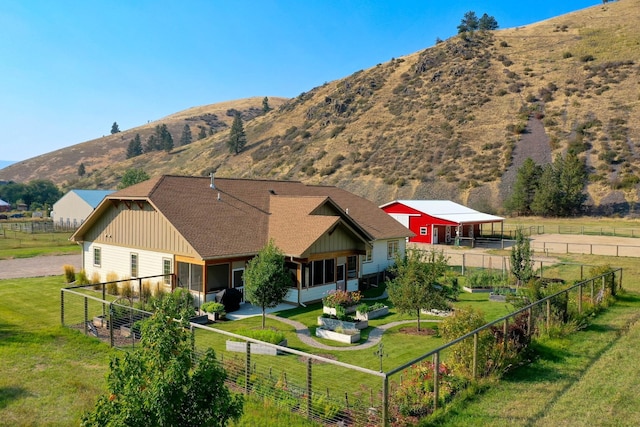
[71,175,412,306]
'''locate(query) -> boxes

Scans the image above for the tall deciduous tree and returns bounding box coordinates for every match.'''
[387,248,450,331]
[110,122,120,134]
[227,112,246,155]
[510,228,535,287]
[81,292,244,427]
[180,124,193,146]
[127,134,143,158]
[243,240,292,328]
[118,168,150,189]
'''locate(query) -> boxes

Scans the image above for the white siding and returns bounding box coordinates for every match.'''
[388,213,410,228]
[52,192,93,228]
[82,242,172,285]
[361,239,406,276]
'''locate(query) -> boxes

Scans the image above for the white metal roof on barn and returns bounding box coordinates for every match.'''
[381,200,504,224]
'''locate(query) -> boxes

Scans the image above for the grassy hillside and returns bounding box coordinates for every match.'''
[1,0,639,214]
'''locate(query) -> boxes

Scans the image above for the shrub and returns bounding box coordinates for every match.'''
[140,280,153,304]
[580,54,595,63]
[76,269,89,285]
[563,51,573,59]
[106,281,119,296]
[120,281,133,298]
[90,271,101,284]
[201,301,226,315]
[235,328,285,345]
[63,265,76,283]
[322,290,362,308]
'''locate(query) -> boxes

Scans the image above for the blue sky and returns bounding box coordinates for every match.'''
[0,0,599,163]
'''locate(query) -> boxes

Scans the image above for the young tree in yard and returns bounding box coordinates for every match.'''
[510,228,535,288]
[387,248,450,332]
[243,240,292,328]
[81,291,244,427]
[118,168,150,189]
[227,112,246,154]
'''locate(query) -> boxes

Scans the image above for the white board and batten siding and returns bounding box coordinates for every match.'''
[83,242,173,287]
[285,279,358,305]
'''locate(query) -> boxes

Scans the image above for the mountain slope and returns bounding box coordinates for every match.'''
[2,0,639,214]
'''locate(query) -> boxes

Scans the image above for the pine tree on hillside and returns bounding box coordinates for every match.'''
[111,122,120,134]
[180,124,192,146]
[77,163,86,177]
[197,126,207,140]
[478,13,499,31]
[127,134,143,158]
[505,158,542,216]
[227,113,246,155]
[159,124,174,152]
[262,96,271,113]
[457,11,479,33]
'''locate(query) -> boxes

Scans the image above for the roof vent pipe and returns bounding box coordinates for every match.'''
[346,208,349,215]
[209,172,215,189]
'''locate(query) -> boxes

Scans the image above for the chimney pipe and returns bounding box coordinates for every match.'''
[209,172,215,189]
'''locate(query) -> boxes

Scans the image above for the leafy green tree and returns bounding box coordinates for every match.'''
[478,13,499,31]
[505,158,543,215]
[77,163,86,177]
[110,122,120,134]
[24,180,62,207]
[243,240,292,328]
[127,134,143,158]
[457,11,479,33]
[81,291,243,427]
[262,96,271,113]
[118,168,150,189]
[510,228,535,287]
[180,124,193,146]
[387,248,450,331]
[227,112,246,155]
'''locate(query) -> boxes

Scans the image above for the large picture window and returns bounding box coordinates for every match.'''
[309,258,337,287]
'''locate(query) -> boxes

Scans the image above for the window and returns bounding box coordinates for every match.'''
[163,258,172,285]
[324,258,335,283]
[364,248,372,263]
[312,260,324,286]
[420,227,428,235]
[130,253,138,278]
[347,255,357,279]
[387,240,399,259]
[309,259,338,286]
[93,247,101,267]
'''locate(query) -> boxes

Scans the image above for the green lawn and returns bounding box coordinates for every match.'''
[0,229,79,259]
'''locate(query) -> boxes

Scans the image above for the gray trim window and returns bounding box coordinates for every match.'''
[93,247,101,267]
[387,240,399,259]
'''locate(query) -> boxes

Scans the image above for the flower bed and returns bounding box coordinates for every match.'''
[315,327,360,344]
[322,305,357,316]
[317,316,368,330]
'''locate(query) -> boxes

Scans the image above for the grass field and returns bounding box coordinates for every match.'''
[2,219,640,425]
[0,228,79,259]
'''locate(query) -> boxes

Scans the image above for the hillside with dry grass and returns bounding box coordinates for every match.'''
[2,0,639,214]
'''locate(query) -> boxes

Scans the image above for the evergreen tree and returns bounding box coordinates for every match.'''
[262,96,271,113]
[557,152,587,216]
[505,158,542,215]
[531,163,559,216]
[126,134,143,158]
[510,228,535,287]
[243,240,292,329]
[77,163,86,177]
[227,112,246,154]
[457,11,479,33]
[197,126,207,140]
[110,122,120,134]
[478,13,499,31]
[159,124,174,152]
[180,124,192,146]
[144,134,158,153]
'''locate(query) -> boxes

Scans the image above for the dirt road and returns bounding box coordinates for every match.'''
[0,254,82,280]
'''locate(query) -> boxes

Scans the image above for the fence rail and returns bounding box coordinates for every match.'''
[62,266,621,426]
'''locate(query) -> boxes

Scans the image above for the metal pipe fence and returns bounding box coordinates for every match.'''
[61,267,621,426]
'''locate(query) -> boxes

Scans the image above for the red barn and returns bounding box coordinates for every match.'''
[380,200,504,245]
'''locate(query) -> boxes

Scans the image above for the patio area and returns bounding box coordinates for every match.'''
[224,301,298,320]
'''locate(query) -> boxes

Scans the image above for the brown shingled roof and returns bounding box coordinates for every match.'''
[101,175,413,260]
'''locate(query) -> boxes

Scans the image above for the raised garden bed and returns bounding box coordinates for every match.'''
[315,327,360,344]
[189,314,209,325]
[355,305,389,321]
[317,316,368,330]
[462,286,493,293]
[225,339,288,356]
[322,305,357,316]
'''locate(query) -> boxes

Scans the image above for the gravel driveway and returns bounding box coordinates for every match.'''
[0,254,82,280]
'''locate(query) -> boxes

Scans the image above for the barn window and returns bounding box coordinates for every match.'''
[93,247,101,267]
[387,240,399,259]
[420,227,428,235]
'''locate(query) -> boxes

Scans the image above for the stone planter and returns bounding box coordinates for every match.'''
[225,339,288,356]
[317,316,368,330]
[322,305,357,316]
[355,306,389,321]
[315,327,360,344]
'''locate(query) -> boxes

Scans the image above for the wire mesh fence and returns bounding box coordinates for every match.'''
[61,267,621,426]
